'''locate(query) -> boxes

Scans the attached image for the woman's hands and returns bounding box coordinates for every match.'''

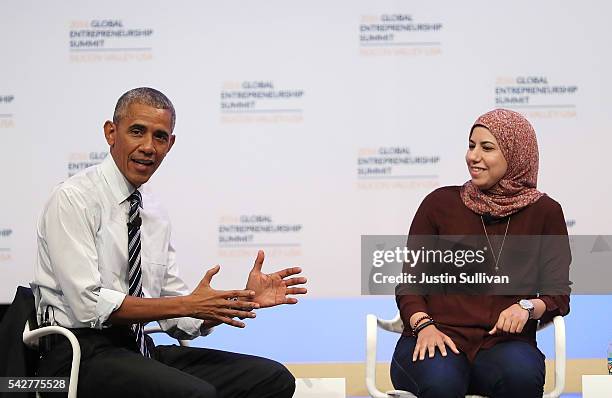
[489,299,546,335]
[489,303,529,335]
[412,323,460,361]
[409,299,548,362]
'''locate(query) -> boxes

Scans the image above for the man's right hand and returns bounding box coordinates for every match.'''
[412,324,460,361]
[188,265,260,328]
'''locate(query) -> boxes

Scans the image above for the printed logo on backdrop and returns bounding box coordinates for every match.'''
[220,81,305,124]
[69,19,154,63]
[67,151,108,177]
[494,76,578,119]
[356,146,440,190]
[359,14,443,57]
[0,228,13,263]
[0,95,15,129]
[217,215,303,258]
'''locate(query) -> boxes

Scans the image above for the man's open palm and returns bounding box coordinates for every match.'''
[246,250,307,308]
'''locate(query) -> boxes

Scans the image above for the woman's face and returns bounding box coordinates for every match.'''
[466,126,508,190]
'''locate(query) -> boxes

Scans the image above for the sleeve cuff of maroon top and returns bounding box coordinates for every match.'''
[538,295,569,324]
[397,295,429,327]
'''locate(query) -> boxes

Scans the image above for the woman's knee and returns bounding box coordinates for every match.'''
[391,338,469,398]
[498,365,544,397]
[473,342,544,397]
[420,380,469,398]
[392,366,467,398]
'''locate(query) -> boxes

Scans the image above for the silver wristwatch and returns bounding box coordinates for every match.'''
[518,299,534,319]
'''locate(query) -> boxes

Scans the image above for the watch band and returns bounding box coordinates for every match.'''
[517,299,534,319]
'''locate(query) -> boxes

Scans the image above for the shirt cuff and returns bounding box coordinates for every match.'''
[95,288,126,329]
[178,318,207,337]
[158,317,208,340]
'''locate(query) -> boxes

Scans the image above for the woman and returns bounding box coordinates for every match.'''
[390,109,571,398]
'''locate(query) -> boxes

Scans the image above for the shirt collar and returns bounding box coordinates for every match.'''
[100,155,139,205]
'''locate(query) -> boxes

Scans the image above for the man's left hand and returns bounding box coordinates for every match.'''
[246,250,307,308]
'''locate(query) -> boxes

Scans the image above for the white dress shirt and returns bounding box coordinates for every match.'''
[31,156,208,339]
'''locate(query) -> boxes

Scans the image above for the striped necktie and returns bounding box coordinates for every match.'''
[127,190,150,357]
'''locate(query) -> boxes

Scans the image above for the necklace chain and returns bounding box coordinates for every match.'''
[480,216,511,271]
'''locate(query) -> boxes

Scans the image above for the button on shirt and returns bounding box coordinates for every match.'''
[31,156,207,339]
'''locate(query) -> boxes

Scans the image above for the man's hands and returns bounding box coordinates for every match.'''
[111,253,306,328]
[188,265,260,328]
[412,324,460,361]
[185,250,307,328]
[246,250,307,308]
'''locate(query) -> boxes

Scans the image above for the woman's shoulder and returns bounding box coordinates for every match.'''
[410,186,470,233]
[416,186,465,214]
[529,193,564,214]
[422,185,462,204]
[519,193,567,233]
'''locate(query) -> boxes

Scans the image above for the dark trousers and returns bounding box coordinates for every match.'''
[37,327,295,398]
[390,335,545,398]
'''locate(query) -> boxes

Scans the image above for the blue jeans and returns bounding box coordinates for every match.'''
[390,335,545,398]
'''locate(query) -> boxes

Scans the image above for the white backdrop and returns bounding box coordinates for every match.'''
[1,0,611,302]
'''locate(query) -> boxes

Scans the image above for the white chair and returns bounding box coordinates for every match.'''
[23,321,80,398]
[22,322,189,398]
[365,312,566,398]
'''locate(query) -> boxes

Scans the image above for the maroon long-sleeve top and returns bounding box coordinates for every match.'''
[396,186,571,361]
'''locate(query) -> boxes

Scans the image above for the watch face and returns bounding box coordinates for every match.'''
[519,299,534,310]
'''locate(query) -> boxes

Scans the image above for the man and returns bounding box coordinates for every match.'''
[31,87,306,397]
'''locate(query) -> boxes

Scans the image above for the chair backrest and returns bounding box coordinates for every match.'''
[377,312,404,334]
[0,287,40,393]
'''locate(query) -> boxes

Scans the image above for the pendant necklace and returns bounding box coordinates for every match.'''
[480,215,511,271]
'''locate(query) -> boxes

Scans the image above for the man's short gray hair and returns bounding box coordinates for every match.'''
[113,87,176,130]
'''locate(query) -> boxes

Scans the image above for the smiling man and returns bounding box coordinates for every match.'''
[31,87,306,398]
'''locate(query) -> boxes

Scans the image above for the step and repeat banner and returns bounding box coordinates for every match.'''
[1,0,611,302]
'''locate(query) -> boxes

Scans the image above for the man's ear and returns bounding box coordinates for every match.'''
[103,120,116,147]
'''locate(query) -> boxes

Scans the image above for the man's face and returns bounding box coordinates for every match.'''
[104,102,175,187]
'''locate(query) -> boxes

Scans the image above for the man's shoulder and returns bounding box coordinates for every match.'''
[48,164,105,206]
